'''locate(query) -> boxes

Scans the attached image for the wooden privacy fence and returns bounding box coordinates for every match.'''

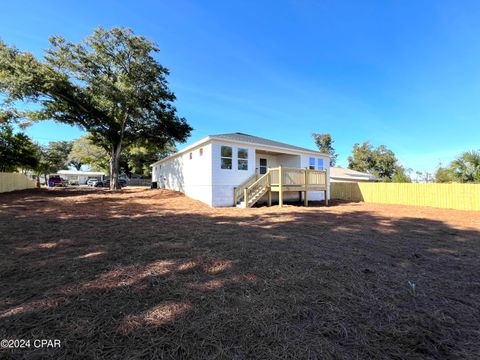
[331,182,480,211]
[0,172,37,193]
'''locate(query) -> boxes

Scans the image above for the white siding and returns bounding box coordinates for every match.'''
[255,154,278,170]
[153,143,213,206]
[276,154,301,168]
[211,141,256,207]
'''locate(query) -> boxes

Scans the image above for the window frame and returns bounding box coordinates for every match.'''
[220,146,233,170]
[317,158,324,170]
[237,148,248,171]
[309,157,315,170]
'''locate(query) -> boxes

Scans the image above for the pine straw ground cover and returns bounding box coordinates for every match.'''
[0,188,479,359]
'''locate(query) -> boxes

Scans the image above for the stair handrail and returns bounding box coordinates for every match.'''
[244,170,270,207]
[233,172,259,204]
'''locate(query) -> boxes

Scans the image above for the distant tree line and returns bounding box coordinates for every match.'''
[0,123,173,184]
[312,133,479,184]
[312,133,411,182]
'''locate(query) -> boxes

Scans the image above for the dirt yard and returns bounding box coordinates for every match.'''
[1,188,479,359]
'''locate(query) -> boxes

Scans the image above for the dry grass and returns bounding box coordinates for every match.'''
[0,187,479,359]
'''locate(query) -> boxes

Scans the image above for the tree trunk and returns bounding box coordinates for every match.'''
[109,144,122,190]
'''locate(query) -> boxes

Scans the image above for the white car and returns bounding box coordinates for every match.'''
[86,178,100,186]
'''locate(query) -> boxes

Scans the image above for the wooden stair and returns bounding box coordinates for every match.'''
[236,183,269,208]
[235,171,270,208]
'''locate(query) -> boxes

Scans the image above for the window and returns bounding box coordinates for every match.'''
[238,148,248,170]
[199,148,203,156]
[317,158,324,170]
[259,158,267,174]
[221,146,232,169]
[309,157,315,170]
[189,152,193,160]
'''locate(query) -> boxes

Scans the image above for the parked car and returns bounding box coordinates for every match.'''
[95,178,127,188]
[48,175,67,187]
[86,178,100,186]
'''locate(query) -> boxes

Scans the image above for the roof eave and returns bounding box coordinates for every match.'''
[211,136,332,157]
[150,136,213,167]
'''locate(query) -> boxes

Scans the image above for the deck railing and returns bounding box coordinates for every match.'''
[234,166,328,207]
[269,167,327,187]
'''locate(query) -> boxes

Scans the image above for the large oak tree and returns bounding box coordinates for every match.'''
[0,27,191,189]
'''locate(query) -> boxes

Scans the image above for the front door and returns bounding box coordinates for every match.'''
[259,158,267,174]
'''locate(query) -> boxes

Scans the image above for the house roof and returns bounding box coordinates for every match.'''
[210,133,326,155]
[330,167,380,181]
[151,132,329,167]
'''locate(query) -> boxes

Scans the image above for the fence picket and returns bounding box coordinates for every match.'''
[331,182,480,211]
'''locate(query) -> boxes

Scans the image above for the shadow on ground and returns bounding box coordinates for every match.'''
[0,188,479,359]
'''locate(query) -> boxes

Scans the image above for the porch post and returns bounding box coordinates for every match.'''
[278,166,283,207]
[304,168,309,206]
[244,188,248,208]
[267,171,272,207]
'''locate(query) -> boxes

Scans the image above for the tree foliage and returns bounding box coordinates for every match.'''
[27,141,73,184]
[45,141,72,172]
[348,141,410,182]
[0,123,38,172]
[68,135,109,171]
[125,142,174,177]
[0,27,191,189]
[450,150,480,183]
[435,166,455,183]
[67,134,173,176]
[312,133,337,166]
[436,150,480,183]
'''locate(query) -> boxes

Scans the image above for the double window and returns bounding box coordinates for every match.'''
[221,146,233,169]
[220,146,249,170]
[238,148,248,170]
[309,157,325,170]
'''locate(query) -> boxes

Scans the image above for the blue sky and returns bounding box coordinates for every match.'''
[1,1,479,173]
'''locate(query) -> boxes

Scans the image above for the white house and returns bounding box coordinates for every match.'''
[151,133,331,207]
[57,170,105,185]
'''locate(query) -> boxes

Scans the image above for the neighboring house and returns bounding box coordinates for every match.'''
[330,167,380,182]
[151,132,331,207]
[57,170,105,185]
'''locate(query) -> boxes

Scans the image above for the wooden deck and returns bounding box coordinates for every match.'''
[234,167,328,208]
